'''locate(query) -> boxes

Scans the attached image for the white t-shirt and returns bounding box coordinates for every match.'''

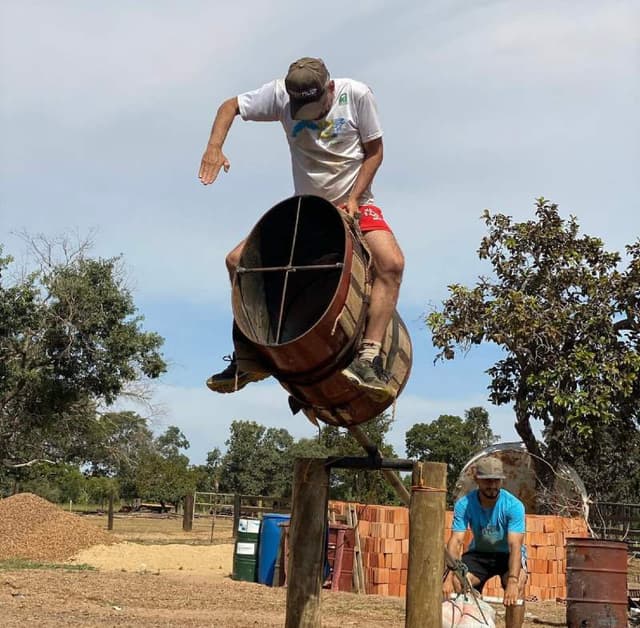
[237,78,383,206]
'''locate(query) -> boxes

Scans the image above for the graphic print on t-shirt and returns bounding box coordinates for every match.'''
[291,117,348,141]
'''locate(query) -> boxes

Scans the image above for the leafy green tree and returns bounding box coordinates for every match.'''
[319,414,400,505]
[0,238,166,470]
[85,411,154,474]
[16,463,88,504]
[405,408,498,504]
[191,448,224,493]
[134,426,196,511]
[427,199,640,498]
[218,416,401,504]
[219,421,294,497]
[85,475,119,509]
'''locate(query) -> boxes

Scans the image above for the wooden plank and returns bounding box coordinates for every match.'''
[350,503,366,594]
[345,505,361,593]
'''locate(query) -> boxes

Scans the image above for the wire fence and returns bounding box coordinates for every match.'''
[589,501,640,551]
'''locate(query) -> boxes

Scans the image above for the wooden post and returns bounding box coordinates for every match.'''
[182,493,194,532]
[285,458,330,628]
[107,495,114,531]
[232,494,241,538]
[406,461,447,628]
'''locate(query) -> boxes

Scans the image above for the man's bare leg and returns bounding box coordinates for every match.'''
[342,229,404,399]
[361,229,404,342]
[225,238,246,283]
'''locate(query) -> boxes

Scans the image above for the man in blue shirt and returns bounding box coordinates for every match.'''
[443,456,527,628]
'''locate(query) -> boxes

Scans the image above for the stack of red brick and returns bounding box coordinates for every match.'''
[481,513,589,601]
[329,501,589,600]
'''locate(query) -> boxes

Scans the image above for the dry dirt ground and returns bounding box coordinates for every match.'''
[1,497,630,627]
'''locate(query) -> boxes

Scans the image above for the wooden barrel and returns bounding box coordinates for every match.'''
[231,195,412,426]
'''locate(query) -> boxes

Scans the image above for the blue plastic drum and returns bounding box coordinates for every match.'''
[257,513,291,585]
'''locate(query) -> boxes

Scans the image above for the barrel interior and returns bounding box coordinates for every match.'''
[235,196,345,345]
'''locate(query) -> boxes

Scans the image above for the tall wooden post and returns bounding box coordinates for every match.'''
[233,493,241,538]
[285,458,330,628]
[182,493,194,532]
[107,495,114,531]
[406,461,447,628]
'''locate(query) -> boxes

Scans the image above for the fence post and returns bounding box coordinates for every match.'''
[406,461,447,628]
[285,458,329,628]
[233,494,241,538]
[107,495,114,531]
[183,494,194,532]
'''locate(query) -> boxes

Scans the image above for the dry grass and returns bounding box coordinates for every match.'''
[2,499,636,626]
[84,512,234,545]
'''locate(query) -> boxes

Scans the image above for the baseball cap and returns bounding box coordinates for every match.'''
[285,57,331,120]
[475,456,506,480]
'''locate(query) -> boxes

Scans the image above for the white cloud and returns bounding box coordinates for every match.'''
[128,380,319,464]
[2,1,637,468]
[125,380,525,465]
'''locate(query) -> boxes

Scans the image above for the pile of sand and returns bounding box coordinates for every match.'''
[0,492,116,561]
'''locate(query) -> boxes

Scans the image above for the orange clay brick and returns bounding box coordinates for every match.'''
[382,538,395,553]
[392,553,403,570]
[401,553,409,569]
[401,538,409,553]
[527,516,541,532]
[389,569,401,585]
[372,568,389,584]
[400,569,407,585]
[486,576,501,589]
[394,524,408,539]
[395,508,409,524]
[384,554,394,569]
[388,583,401,597]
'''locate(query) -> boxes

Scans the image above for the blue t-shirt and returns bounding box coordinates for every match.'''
[452,489,525,554]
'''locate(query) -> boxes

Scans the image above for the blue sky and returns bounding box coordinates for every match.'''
[1,1,638,464]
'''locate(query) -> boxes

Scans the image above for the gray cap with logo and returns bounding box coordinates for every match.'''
[285,57,331,120]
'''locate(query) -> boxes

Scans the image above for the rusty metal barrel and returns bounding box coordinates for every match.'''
[231,194,412,427]
[565,537,628,628]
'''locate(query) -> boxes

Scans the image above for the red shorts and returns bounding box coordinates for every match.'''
[358,204,392,233]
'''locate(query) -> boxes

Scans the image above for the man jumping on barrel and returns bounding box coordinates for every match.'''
[198,57,404,402]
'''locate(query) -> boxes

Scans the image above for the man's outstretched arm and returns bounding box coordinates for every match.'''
[198,97,240,185]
